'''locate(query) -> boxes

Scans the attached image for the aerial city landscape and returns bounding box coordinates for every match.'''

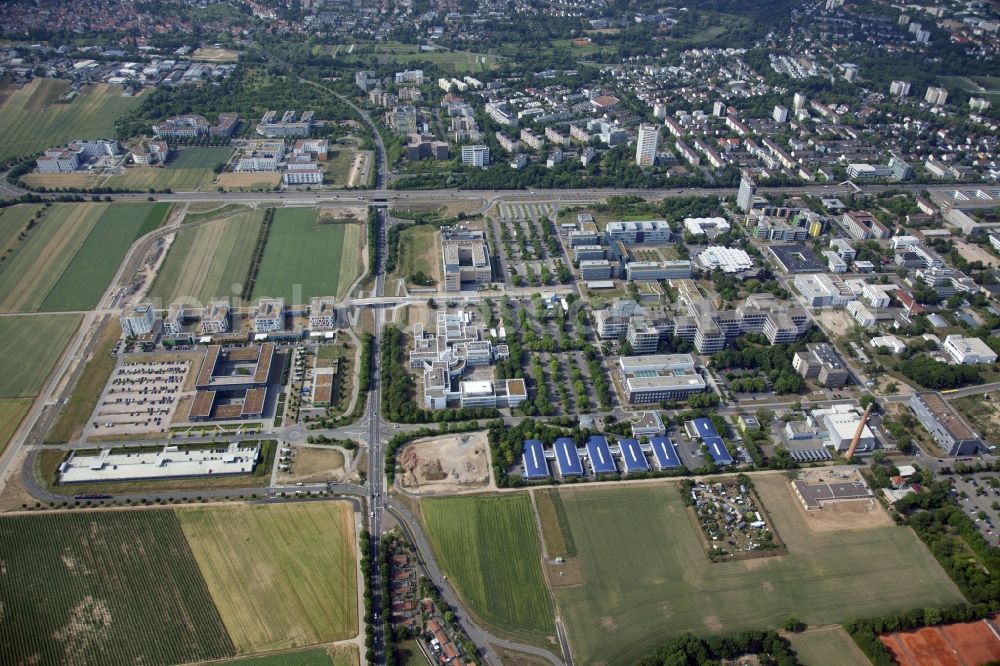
[1,0,1000,664]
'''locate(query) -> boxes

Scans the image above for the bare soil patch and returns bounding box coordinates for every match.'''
[277,447,348,484]
[398,431,489,493]
[788,468,893,532]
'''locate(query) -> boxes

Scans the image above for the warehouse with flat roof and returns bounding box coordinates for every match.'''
[586,435,617,474]
[909,392,982,456]
[522,440,549,479]
[619,438,650,473]
[554,437,583,477]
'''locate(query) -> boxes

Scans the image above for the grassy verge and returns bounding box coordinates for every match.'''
[45,319,118,443]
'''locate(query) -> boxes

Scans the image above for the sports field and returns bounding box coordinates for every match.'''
[251,208,362,303]
[0,79,144,162]
[149,209,265,304]
[107,147,232,191]
[788,626,872,666]
[421,494,555,642]
[550,477,964,665]
[0,202,170,312]
[0,510,235,665]
[177,501,359,653]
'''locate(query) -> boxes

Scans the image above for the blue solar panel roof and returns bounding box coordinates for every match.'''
[619,438,650,472]
[704,436,734,464]
[651,436,681,468]
[586,435,617,474]
[693,417,720,439]
[554,437,584,476]
[522,439,548,479]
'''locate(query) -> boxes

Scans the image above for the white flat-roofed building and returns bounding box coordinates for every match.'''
[943,335,997,365]
[309,297,338,331]
[153,114,209,138]
[824,250,848,273]
[617,354,706,404]
[862,283,892,308]
[580,260,614,280]
[120,302,156,337]
[58,442,261,483]
[163,302,188,336]
[200,301,231,335]
[461,144,490,167]
[683,217,730,237]
[635,123,659,167]
[606,220,672,244]
[871,335,906,354]
[283,169,323,185]
[458,378,527,409]
[442,229,491,291]
[626,260,691,281]
[36,149,79,173]
[253,298,285,333]
[696,247,753,274]
[813,405,876,452]
[794,273,856,307]
[847,300,876,329]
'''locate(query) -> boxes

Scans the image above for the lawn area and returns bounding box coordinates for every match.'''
[421,494,555,643]
[0,314,80,397]
[45,318,119,443]
[324,148,355,187]
[0,510,235,665]
[372,43,501,72]
[0,79,143,162]
[390,224,440,287]
[0,202,170,312]
[787,626,872,666]
[177,501,358,653]
[251,208,362,303]
[107,147,232,191]
[149,208,265,304]
[551,477,965,665]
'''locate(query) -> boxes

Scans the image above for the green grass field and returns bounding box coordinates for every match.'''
[0,314,80,397]
[149,209,264,304]
[0,510,235,665]
[216,645,359,666]
[251,208,361,303]
[0,79,144,162]
[787,626,873,666]
[41,202,170,310]
[421,494,555,642]
[390,225,439,287]
[177,502,358,653]
[107,147,232,191]
[551,478,964,665]
[324,148,355,187]
[0,202,169,312]
[0,398,33,453]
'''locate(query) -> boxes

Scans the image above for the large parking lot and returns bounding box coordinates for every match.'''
[949,473,1000,546]
[88,359,192,437]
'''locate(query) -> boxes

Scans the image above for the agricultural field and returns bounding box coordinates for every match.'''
[217,171,282,191]
[106,147,232,191]
[0,398,33,454]
[251,208,362,303]
[177,501,359,653]
[20,171,102,189]
[0,202,170,312]
[787,626,872,666]
[0,510,235,665]
[216,646,359,666]
[0,78,144,162]
[149,208,265,304]
[0,314,81,398]
[550,477,964,665]
[421,494,555,642]
[0,203,44,256]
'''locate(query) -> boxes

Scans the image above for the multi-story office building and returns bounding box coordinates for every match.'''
[841,210,890,240]
[618,354,707,404]
[605,220,672,244]
[942,335,998,365]
[120,303,157,338]
[737,173,757,212]
[309,297,338,331]
[625,261,691,281]
[626,318,662,355]
[253,298,285,333]
[793,343,849,387]
[909,392,981,456]
[442,230,491,291]
[153,114,209,138]
[199,301,231,335]
[461,144,490,167]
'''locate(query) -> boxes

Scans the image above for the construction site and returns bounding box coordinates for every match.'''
[397,432,491,494]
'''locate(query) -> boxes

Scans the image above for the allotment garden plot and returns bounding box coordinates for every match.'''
[550,477,964,665]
